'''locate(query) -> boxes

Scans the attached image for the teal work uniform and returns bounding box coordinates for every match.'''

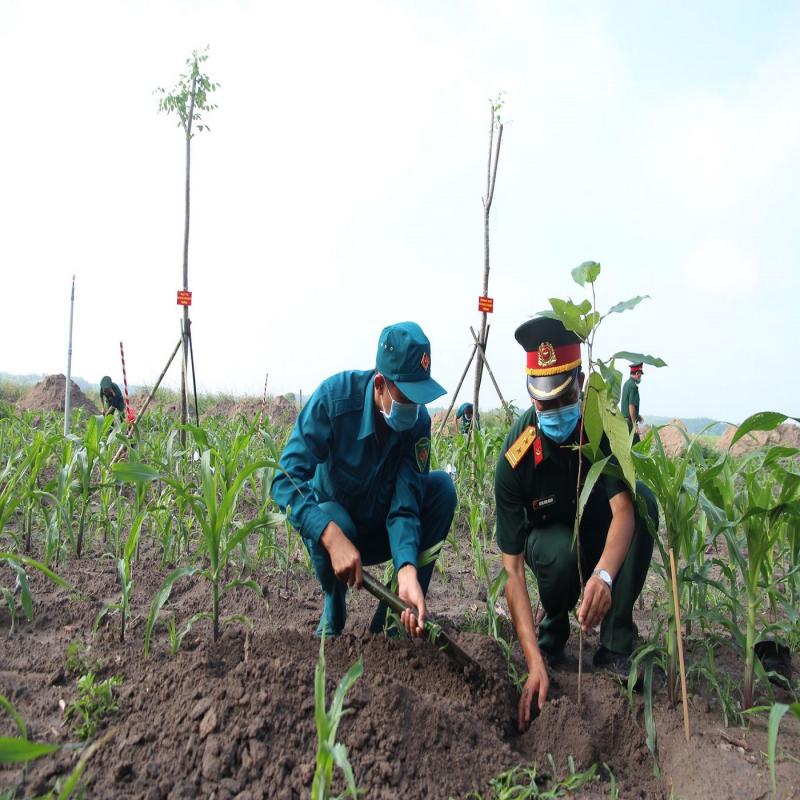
[494,405,657,655]
[455,402,478,435]
[100,382,125,415]
[271,369,456,635]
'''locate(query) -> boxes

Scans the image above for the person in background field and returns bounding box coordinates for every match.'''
[455,401,477,435]
[494,316,658,731]
[270,322,457,638]
[99,376,125,418]
[620,363,644,443]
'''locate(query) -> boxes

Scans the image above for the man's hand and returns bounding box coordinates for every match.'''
[397,564,425,638]
[518,654,549,732]
[320,522,362,587]
[577,575,612,632]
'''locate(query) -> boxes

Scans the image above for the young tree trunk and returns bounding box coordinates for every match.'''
[180,72,197,447]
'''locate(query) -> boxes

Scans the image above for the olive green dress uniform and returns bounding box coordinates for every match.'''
[620,378,639,430]
[495,407,657,655]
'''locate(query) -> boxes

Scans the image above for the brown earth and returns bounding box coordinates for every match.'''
[718,421,800,458]
[645,420,690,458]
[202,396,298,427]
[16,374,99,415]
[2,545,799,799]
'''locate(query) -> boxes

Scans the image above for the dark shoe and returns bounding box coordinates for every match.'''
[593,645,633,679]
[540,646,566,669]
[755,640,793,687]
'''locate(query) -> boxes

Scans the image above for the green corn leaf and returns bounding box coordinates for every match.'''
[330,741,359,799]
[767,703,800,796]
[0,553,71,590]
[0,695,26,738]
[643,660,660,777]
[112,462,160,483]
[144,566,200,656]
[221,578,264,598]
[0,737,60,764]
[6,560,33,621]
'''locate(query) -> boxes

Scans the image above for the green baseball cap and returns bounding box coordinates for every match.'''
[375,321,446,405]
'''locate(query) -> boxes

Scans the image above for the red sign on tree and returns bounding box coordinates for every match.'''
[177,290,192,306]
[478,296,494,313]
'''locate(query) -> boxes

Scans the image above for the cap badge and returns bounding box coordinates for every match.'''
[420,352,430,371]
[538,341,557,367]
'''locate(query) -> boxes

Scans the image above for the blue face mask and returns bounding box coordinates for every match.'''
[381,392,420,432]
[537,400,581,443]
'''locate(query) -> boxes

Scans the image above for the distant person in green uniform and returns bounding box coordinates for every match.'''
[620,363,643,443]
[494,317,658,730]
[99,376,125,417]
[455,402,477,435]
[271,322,457,639]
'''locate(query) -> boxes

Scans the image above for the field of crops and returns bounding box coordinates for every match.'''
[1,398,799,799]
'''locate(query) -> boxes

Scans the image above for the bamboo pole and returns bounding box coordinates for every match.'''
[669,547,691,741]
[434,342,478,439]
[64,275,76,436]
[111,337,182,464]
[469,326,510,414]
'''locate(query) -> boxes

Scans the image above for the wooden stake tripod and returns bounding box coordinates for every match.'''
[435,325,511,439]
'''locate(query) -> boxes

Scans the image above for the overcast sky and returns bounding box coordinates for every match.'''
[2,0,799,424]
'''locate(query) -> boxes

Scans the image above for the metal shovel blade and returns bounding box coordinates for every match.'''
[360,570,483,677]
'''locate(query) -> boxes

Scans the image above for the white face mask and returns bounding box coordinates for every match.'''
[380,385,419,431]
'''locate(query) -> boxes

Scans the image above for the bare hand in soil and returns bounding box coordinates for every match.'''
[321,522,362,587]
[518,657,549,731]
[397,565,426,637]
[577,576,611,632]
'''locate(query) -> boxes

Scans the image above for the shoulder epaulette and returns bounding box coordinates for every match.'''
[504,425,538,469]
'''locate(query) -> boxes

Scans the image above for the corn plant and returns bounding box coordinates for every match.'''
[768,702,800,798]
[65,672,123,740]
[142,430,281,649]
[311,636,363,800]
[0,552,71,634]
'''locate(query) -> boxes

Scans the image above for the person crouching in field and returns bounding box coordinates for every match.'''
[99,376,125,418]
[271,322,457,638]
[494,316,658,731]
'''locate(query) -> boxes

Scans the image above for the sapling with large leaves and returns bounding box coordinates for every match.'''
[539,261,665,705]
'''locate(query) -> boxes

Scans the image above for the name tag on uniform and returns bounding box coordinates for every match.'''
[532,495,556,510]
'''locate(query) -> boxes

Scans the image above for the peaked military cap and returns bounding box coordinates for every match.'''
[514,317,582,402]
[629,362,644,374]
[376,321,446,405]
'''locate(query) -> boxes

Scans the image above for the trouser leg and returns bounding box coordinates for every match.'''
[302,502,357,636]
[524,523,581,655]
[369,470,456,633]
[599,484,656,653]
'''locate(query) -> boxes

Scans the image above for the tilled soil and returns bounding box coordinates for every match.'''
[1,551,799,799]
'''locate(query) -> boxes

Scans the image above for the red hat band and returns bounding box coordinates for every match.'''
[526,341,581,376]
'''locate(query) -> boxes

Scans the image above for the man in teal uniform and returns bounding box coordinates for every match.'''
[99,376,125,417]
[455,402,476,435]
[620,363,643,443]
[494,317,657,730]
[271,322,457,638]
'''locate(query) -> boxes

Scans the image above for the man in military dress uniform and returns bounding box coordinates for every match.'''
[494,317,657,731]
[271,322,457,639]
[621,363,644,443]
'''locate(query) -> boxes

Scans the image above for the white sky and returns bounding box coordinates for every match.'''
[1,0,799,424]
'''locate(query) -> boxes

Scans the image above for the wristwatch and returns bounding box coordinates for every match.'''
[592,569,613,591]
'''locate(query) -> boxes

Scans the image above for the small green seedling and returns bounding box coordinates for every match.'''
[65,672,123,740]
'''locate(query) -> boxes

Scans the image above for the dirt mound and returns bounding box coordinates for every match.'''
[203,395,298,427]
[16,374,99,414]
[717,421,800,457]
[650,420,689,457]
